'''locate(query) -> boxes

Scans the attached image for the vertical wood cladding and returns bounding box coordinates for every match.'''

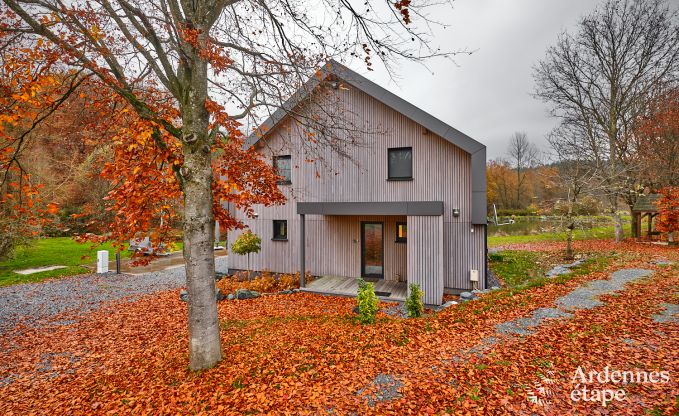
[407,215,444,305]
[227,82,486,300]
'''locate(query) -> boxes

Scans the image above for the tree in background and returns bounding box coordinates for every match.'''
[634,89,679,189]
[654,187,678,244]
[0,45,73,259]
[534,0,679,242]
[487,160,518,211]
[2,0,451,369]
[506,132,540,209]
[549,122,602,258]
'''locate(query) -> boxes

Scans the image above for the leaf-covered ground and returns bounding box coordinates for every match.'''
[0,240,677,415]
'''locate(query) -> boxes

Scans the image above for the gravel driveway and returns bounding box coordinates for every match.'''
[0,256,229,334]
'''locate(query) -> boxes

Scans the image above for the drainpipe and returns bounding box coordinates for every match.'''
[484,224,488,290]
[299,213,306,287]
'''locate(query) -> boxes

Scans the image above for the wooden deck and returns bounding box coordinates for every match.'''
[300,276,408,301]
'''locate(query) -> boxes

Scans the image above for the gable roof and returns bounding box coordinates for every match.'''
[246,60,484,154]
[246,60,487,225]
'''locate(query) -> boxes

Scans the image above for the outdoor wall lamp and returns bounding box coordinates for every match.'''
[452,208,460,218]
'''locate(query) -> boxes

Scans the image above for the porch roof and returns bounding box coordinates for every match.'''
[632,194,661,213]
[297,201,444,216]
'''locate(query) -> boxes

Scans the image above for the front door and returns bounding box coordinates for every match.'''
[361,222,384,278]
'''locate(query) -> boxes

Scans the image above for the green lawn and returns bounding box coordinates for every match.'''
[488,222,632,247]
[488,250,610,288]
[0,238,130,286]
[488,250,546,287]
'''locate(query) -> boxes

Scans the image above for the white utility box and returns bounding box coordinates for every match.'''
[97,250,109,274]
[470,269,479,282]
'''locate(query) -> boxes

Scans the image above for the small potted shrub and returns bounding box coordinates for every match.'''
[405,283,424,318]
[356,278,379,324]
[230,231,261,280]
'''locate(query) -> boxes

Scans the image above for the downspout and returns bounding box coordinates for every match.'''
[299,213,306,287]
[484,224,488,290]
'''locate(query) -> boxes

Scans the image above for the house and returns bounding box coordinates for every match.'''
[226,60,487,305]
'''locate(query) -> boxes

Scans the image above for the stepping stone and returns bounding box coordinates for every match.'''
[14,265,67,275]
[652,303,679,324]
[358,373,402,406]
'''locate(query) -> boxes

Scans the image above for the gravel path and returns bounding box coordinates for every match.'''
[464,268,654,357]
[0,256,229,334]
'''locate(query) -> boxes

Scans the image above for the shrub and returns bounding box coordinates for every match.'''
[405,283,424,318]
[356,278,379,324]
[216,271,301,294]
[230,231,261,278]
[494,208,538,217]
[551,196,603,216]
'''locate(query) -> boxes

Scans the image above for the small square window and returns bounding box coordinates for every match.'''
[388,147,412,180]
[396,222,407,243]
[273,155,292,184]
[273,220,288,240]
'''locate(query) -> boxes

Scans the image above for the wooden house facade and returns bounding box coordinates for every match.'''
[226,61,487,305]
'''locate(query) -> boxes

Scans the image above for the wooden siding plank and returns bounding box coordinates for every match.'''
[407,215,444,305]
[226,84,485,301]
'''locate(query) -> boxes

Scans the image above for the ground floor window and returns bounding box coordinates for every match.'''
[273,220,288,240]
[396,222,407,243]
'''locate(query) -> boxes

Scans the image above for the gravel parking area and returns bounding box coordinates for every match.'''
[0,256,229,334]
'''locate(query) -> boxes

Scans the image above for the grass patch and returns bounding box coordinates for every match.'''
[488,251,546,287]
[0,237,129,286]
[510,255,611,294]
[488,223,632,248]
[489,251,611,290]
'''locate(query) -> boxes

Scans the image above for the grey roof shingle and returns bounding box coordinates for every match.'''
[245,60,487,224]
[632,194,661,212]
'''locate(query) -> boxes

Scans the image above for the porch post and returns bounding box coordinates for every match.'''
[299,213,306,287]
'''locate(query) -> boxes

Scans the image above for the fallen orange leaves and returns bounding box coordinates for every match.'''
[0,241,677,415]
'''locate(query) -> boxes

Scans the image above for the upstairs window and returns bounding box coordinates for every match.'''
[396,222,407,243]
[274,155,292,184]
[388,147,412,180]
[273,220,288,240]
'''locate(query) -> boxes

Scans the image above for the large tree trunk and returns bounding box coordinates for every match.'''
[182,147,222,371]
[612,208,624,243]
[180,30,222,370]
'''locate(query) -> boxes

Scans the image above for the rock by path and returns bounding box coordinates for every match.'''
[652,303,679,324]
[0,255,229,334]
[545,258,586,278]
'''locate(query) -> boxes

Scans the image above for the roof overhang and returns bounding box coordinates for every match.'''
[247,60,487,225]
[297,201,444,216]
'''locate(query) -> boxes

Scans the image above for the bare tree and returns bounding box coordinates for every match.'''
[506,132,539,209]
[548,122,601,258]
[533,0,679,242]
[2,0,457,369]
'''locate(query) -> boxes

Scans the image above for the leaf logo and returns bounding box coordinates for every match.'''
[526,370,556,407]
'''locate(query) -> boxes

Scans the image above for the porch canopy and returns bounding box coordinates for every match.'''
[296,201,445,305]
[297,201,444,216]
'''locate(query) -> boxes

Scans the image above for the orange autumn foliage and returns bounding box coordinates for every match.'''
[634,89,679,188]
[0,240,677,414]
[654,186,679,236]
[216,272,306,294]
[0,13,285,260]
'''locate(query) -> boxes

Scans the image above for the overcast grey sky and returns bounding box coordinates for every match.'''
[345,0,601,160]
